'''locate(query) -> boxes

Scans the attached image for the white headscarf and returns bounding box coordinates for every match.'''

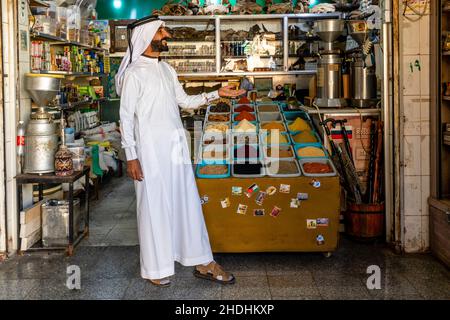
[115,20,165,96]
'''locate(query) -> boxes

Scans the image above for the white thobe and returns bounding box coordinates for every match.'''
[120,56,218,279]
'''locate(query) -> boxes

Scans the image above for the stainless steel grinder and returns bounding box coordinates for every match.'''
[314,19,347,108]
[23,74,62,174]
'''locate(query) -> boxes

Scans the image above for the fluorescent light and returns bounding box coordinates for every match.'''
[113,0,122,9]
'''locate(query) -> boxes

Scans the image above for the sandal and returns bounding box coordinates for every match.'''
[148,278,171,288]
[194,261,235,285]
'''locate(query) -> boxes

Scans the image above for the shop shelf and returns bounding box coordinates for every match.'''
[298,157,337,177]
[30,31,108,51]
[32,70,107,77]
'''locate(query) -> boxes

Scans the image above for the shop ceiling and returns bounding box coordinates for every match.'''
[96,0,327,20]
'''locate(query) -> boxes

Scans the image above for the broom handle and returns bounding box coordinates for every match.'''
[372,121,383,204]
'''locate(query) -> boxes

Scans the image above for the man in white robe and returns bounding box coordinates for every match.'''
[117,17,244,287]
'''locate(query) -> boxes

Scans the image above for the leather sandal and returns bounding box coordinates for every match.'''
[194,261,235,285]
[148,278,171,288]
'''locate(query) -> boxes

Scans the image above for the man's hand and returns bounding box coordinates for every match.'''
[127,159,144,181]
[219,85,246,98]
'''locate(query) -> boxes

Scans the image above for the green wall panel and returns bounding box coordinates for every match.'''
[96,0,316,20]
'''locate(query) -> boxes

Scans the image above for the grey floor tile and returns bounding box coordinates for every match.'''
[0,279,38,299]
[221,276,270,300]
[0,253,67,280]
[366,272,421,299]
[124,277,221,300]
[263,253,314,276]
[317,286,372,300]
[215,253,267,277]
[25,277,131,300]
[83,246,141,279]
[268,274,319,297]
[271,296,322,300]
[405,273,450,300]
[313,273,366,287]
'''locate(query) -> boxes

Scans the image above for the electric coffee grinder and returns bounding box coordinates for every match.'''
[348,20,378,108]
[24,74,63,174]
[313,19,347,108]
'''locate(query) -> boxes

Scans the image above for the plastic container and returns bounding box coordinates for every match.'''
[233,104,255,113]
[232,144,261,162]
[204,122,230,134]
[260,131,291,146]
[231,162,265,178]
[207,104,231,114]
[202,132,229,145]
[263,145,295,161]
[232,112,257,122]
[196,162,230,179]
[232,121,258,133]
[256,103,281,113]
[289,131,321,144]
[206,113,231,123]
[294,143,328,159]
[282,111,309,122]
[298,158,337,177]
[259,121,287,133]
[232,132,259,145]
[258,112,282,122]
[286,119,313,133]
[265,159,302,177]
[199,143,230,163]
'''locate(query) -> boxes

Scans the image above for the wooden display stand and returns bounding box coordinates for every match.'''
[197,176,340,255]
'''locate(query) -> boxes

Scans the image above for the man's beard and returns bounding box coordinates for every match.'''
[151,39,169,52]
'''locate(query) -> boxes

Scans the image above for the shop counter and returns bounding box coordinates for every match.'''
[196,175,340,254]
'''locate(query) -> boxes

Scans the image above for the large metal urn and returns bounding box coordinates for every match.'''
[24,108,59,174]
[24,74,62,174]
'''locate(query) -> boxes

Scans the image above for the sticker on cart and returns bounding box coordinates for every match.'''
[310,179,321,188]
[255,191,267,206]
[237,204,248,215]
[200,195,209,205]
[245,184,259,198]
[317,218,329,227]
[253,209,265,216]
[279,184,291,193]
[316,234,325,245]
[220,197,231,208]
[307,219,317,229]
[290,198,300,208]
[266,186,277,196]
[297,192,309,200]
[232,186,243,196]
[270,206,282,218]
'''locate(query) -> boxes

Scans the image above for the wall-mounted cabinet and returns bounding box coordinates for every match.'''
[110,13,341,77]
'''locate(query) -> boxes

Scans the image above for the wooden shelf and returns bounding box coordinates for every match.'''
[30,31,108,52]
[443,96,450,101]
[161,55,216,59]
[31,71,107,77]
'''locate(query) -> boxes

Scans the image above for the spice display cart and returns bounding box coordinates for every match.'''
[195,100,340,255]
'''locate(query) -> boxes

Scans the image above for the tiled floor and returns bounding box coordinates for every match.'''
[0,175,449,300]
